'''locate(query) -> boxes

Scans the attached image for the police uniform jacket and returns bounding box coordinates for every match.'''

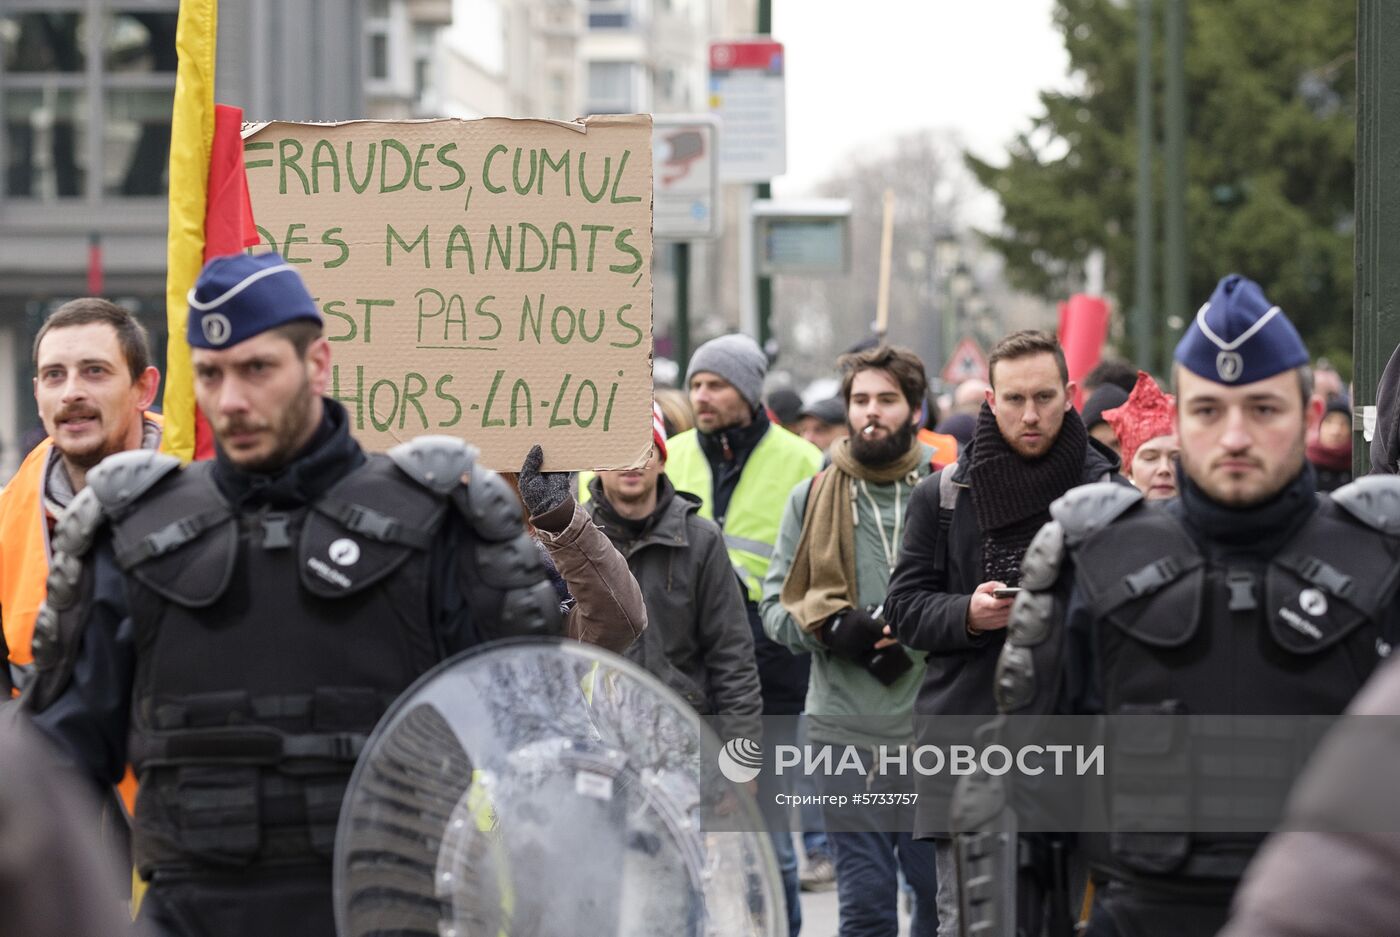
[23,400,559,901]
[995,465,1400,916]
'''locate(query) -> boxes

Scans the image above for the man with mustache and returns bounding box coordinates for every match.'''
[988,275,1400,936]
[761,345,941,936]
[23,253,562,937]
[0,299,160,702]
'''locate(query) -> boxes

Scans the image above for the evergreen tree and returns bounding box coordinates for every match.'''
[969,0,1354,369]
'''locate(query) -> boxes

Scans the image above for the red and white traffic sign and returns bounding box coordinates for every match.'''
[942,338,989,384]
[708,39,786,182]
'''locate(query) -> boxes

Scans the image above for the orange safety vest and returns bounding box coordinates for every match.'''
[918,428,959,469]
[1,438,60,677]
[1,416,162,813]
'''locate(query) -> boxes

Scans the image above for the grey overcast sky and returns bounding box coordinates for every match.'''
[771,0,1071,198]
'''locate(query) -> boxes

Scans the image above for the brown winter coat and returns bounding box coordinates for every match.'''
[531,496,648,654]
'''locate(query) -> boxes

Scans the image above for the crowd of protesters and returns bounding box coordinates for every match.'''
[1,261,1396,937]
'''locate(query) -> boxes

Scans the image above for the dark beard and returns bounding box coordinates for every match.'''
[849,420,917,467]
[228,377,317,474]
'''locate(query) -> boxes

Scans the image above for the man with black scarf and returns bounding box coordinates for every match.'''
[23,253,562,937]
[885,330,1123,935]
[992,275,1400,936]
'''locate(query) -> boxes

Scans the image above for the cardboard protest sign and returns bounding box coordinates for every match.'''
[241,115,654,471]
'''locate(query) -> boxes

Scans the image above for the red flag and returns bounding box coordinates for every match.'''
[1058,294,1110,410]
[87,232,103,295]
[204,104,259,261]
[192,103,260,460]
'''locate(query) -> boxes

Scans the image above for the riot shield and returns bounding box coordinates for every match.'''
[334,637,781,937]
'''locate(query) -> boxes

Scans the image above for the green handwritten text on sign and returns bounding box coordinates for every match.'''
[242,116,654,471]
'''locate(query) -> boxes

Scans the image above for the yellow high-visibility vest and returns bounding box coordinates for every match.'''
[665,424,821,602]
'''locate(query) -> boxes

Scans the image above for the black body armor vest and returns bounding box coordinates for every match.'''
[1074,499,1396,715]
[1068,494,1400,889]
[114,457,460,875]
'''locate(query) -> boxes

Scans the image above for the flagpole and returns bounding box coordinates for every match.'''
[161,0,218,462]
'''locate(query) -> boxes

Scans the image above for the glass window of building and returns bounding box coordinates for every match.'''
[413,23,437,110]
[365,0,397,87]
[551,73,568,119]
[1,3,176,201]
[588,0,637,31]
[1,11,86,72]
[587,61,638,114]
[369,32,389,80]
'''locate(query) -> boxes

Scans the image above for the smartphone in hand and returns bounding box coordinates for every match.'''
[992,587,1022,600]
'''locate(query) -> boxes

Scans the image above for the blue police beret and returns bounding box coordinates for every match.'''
[1173,274,1308,385]
[187,252,321,350]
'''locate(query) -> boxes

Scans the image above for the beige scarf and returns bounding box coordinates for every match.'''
[780,436,924,632]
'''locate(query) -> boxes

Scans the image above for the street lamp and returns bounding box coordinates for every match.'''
[964,293,990,344]
[934,234,960,272]
[950,262,974,339]
[950,263,974,302]
[933,234,961,372]
[946,259,975,366]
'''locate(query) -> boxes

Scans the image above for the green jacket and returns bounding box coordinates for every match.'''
[760,445,934,748]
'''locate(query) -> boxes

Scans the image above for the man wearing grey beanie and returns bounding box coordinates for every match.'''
[666,333,823,935]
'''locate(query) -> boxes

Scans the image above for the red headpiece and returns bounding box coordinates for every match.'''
[1103,371,1176,468]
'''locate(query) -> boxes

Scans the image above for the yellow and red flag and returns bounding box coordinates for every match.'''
[162,0,258,462]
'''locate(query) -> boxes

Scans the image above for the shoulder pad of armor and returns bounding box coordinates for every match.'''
[388,435,478,496]
[85,449,181,516]
[1331,475,1400,536]
[492,579,565,640]
[949,735,1009,833]
[24,602,69,710]
[456,463,529,542]
[1049,482,1142,545]
[49,486,105,560]
[1017,520,1065,592]
[25,553,97,711]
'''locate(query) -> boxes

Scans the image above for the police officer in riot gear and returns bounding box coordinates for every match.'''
[973,275,1400,937]
[23,253,561,937]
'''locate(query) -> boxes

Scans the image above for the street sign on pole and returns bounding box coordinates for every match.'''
[941,338,989,385]
[708,39,786,182]
[752,199,851,277]
[653,115,721,240]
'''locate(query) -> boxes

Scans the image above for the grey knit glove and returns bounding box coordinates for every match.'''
[518,444,572,516]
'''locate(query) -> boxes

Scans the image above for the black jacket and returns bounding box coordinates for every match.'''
[586,477,762,733]
[887,437,1122,720]
[887,436,1121,838]
[1372,342,1400,475]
